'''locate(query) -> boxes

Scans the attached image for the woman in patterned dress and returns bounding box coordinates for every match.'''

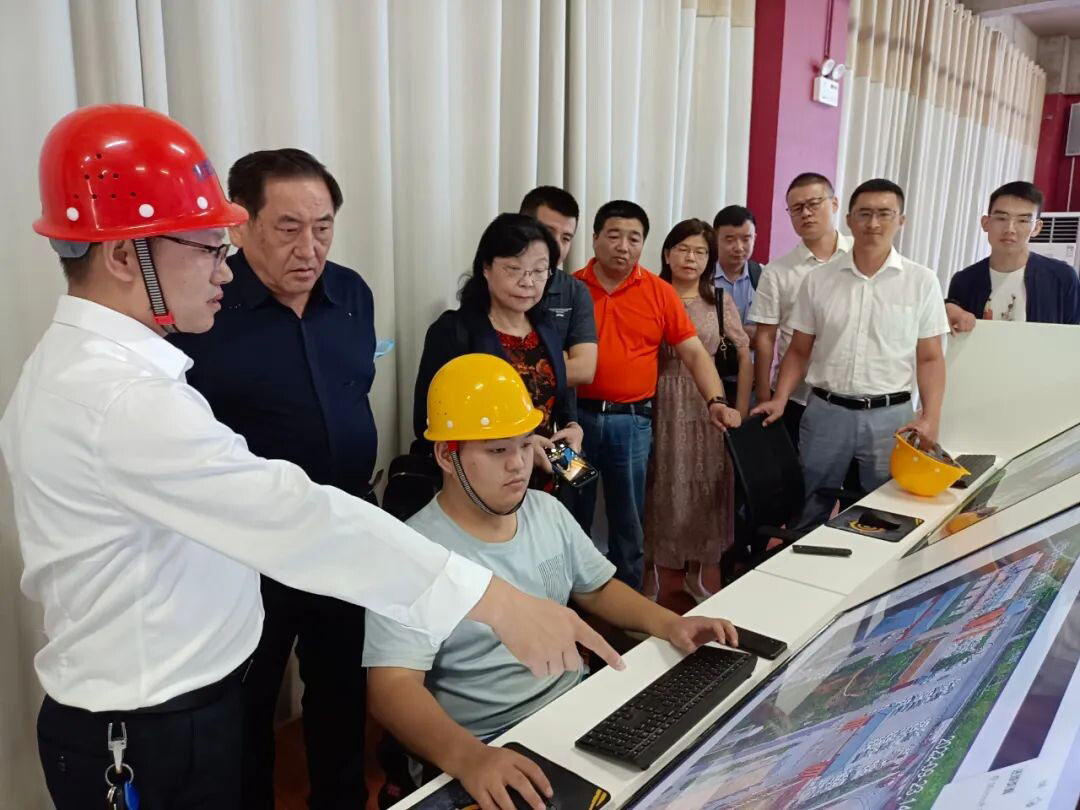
[643,219,751,601]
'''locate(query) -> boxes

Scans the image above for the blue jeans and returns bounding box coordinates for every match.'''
[572,410,652,589]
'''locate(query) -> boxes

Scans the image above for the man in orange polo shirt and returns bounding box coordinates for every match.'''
[573,201,741,588]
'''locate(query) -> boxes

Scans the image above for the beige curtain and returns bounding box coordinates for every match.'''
[0,2,755,806]
[563,0,755,272]
[837,0,1046,289]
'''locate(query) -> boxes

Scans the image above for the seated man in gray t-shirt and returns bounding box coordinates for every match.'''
[365,354,738,810]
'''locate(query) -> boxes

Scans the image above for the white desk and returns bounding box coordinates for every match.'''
[758,464,1000,596]
[844,471,1080,613]
[393,571,845,809]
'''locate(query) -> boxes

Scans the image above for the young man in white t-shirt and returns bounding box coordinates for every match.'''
[365,354,738,810]
[945,181,1080,329]
[748,173,853,447]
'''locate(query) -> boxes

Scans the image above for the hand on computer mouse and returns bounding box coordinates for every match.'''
[453,742,553,810]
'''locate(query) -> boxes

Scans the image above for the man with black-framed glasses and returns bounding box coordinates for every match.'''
[753,178,949,532]
[5,106,623,810]
[169,148,377,809]
[945,181,1079,330]
[748,173,852,447]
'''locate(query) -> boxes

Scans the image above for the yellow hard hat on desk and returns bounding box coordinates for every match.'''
[424,353,542,442]
[890,429,969,497]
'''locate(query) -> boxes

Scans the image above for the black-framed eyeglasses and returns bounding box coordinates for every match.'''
[156,235,231,264]
[786,196,829,217]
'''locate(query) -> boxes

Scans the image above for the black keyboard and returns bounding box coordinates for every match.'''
[953,454,996,489]
[575,645,755,769]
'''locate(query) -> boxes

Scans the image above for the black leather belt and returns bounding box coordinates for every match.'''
[578,398,653,417]
[812,388,911,411]
[126,658,251,714]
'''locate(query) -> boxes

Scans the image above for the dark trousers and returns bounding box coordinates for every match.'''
[244,576,368,810]
[38,683,243,809]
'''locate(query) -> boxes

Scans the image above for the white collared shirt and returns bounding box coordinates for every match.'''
[788,247,949,396]
[749,232,853,403]
[0,296,491,711]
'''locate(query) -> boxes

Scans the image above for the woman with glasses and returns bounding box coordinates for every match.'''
[413,213,583,478]
[642,219,750,602]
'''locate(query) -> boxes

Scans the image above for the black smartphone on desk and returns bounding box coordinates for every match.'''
[732,626,788,660]
[791,544,852,557]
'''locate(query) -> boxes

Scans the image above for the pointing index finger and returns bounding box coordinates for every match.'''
[574,618,625,671]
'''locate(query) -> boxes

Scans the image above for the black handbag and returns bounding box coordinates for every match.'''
[713,288,740,378]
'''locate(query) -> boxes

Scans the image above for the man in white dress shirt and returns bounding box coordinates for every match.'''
[754,179,949,531]
[748,173,853,448]
[0,105,620,810]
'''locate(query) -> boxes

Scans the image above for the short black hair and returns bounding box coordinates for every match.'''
[848,178,905,213]
[593,200,649,239]
[520,186,580,221]
[460,213,559,316]
[59,244,98,283]
[988,181,1043,216]
[712,205,756,230]
[228,148,344,218]
[787,173,835,196]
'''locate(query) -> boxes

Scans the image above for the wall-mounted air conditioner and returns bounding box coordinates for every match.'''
[1030,212,1080,272]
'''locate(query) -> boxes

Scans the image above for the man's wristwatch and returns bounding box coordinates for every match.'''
[706,395,728,409]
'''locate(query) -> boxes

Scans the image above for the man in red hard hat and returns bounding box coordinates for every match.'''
[0,104,622,809]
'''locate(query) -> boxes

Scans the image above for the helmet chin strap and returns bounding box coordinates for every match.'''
[448,444,527,517]
[132,237,178,334]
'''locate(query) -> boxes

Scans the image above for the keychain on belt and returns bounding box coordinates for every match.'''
[105,722,140,810]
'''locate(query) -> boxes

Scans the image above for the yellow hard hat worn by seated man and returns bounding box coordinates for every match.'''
[425,354,542,515]
[425,353,542,442]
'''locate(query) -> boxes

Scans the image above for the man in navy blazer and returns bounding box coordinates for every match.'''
[946,181,1080,331]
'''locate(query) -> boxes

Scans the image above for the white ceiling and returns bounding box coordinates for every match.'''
[966,1,1080,38]
[1014,7,1080,38]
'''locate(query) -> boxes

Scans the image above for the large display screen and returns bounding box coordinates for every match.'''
[627,505,1080,810]
[907,421,1080,555]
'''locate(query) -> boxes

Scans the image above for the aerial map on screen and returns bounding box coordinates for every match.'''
[629,506,1080,810]
[909,421,1080,554]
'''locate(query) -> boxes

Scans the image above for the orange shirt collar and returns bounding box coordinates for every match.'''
[579,257,643,293]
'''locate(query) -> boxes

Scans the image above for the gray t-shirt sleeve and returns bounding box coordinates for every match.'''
[362,503,447,671]
[565,276,598,347]
[550,498,615,592]
[363,608,440,671]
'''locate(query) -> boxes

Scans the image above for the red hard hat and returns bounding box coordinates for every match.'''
[34,104,248,242]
